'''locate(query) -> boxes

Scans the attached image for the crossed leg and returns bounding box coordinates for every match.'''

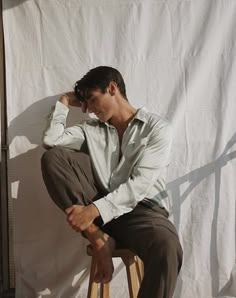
[41,146,115,283]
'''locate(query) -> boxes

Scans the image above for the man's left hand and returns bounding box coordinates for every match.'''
[65,204,100,232]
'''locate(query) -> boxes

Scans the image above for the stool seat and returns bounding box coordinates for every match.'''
[87,246,144,298]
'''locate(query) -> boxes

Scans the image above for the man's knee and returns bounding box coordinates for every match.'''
[41,147,64,171]
[41,147,93,178]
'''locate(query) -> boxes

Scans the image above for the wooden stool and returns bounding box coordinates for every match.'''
[87,247,144,298]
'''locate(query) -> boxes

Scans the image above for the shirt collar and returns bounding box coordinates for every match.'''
[133,107,148,123]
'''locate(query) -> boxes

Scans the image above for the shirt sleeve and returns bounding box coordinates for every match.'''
[42,101,85,150]
[93,121,172,225]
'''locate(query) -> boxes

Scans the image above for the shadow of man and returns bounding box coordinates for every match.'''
[8,95,92,297]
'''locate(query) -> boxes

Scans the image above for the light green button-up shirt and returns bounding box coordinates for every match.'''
[43,101,172,224]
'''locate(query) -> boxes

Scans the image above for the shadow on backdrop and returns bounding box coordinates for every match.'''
[3,0,30,10]
[8,95,92,297]
[168,132,236,297]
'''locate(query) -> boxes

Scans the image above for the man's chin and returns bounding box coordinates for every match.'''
[96,113,111,123]
[98,118,106,123]
[97,115,108,122]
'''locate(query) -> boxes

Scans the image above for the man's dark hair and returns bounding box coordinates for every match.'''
[74,66,127,101]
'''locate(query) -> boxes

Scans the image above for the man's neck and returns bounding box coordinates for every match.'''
[109,99,138,132]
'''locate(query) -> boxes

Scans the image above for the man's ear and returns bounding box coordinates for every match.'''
[108,81,117,96]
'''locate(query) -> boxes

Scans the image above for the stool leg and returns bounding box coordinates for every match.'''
[135,256,144,285]
[87,257,98,298]
[100,282,109,298]
[122,256,139,298]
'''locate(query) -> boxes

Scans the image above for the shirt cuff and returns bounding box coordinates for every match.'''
[55,100,69,112]
[93,197,117,225]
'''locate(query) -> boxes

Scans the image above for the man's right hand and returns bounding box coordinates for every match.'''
[59,92,87,113]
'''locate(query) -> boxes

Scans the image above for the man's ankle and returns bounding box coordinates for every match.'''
[83,224,115,251]
[84,224,105,246]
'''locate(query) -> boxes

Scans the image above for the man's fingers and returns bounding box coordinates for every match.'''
[65,205,94,232]
[68,214,74,222]
[65,206,74,215]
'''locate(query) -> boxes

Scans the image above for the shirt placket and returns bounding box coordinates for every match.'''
[109,124,132,190]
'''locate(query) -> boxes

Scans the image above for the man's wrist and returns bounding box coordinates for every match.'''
[89,203,101,218]
[88,204,104,226]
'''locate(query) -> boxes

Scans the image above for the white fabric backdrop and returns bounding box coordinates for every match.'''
[2,0,236,297]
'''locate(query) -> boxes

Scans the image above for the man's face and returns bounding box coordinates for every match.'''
[86,88,114,122]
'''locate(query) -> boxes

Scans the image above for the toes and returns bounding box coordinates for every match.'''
[94,268,113,283]
[94,272,103,283]
[102,273,112,283]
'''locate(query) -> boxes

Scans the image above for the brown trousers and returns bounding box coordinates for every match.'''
[41,147,183,298]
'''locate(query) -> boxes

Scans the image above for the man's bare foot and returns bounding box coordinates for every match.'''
[86,231,116,283]
[66,206,116,284]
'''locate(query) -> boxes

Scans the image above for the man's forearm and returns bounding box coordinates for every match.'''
[42,97,85,149]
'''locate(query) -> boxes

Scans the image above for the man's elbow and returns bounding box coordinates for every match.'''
[42,136,55,149]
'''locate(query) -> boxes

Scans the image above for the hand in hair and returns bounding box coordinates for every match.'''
[59,92,88,112]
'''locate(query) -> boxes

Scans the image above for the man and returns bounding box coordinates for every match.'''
[41,66,183,298]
